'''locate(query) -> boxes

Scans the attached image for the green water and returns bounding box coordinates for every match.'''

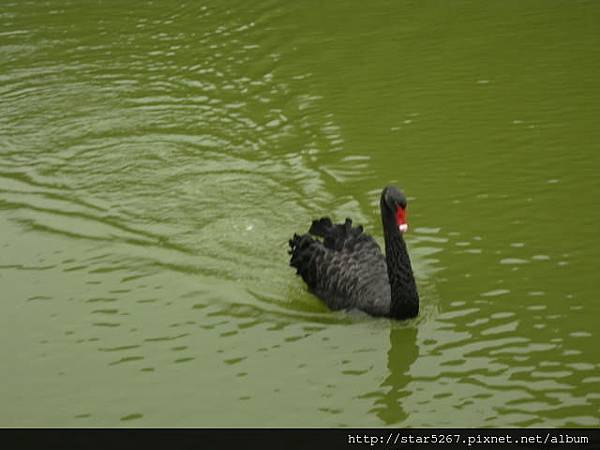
[1,0,599,427]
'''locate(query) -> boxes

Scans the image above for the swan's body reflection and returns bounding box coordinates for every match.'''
[371,325,419,424]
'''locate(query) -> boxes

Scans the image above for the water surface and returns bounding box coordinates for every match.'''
[1,0,599,426]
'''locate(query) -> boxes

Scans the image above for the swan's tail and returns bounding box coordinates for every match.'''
[309,217,333,238]
[288,233,301,255]
[288,233,313,256]
[288,233,320,278]
[307,217,364,250]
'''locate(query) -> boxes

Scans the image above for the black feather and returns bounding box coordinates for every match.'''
[288,186,419,319]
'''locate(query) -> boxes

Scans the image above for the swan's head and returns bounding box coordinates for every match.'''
[381,185,409,233]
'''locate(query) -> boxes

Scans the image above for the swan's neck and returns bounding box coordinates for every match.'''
[384,224,419,319]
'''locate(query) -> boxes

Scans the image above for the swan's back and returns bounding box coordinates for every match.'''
[288,217,391,316]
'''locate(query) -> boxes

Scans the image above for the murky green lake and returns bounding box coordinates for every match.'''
[1,0,599,427]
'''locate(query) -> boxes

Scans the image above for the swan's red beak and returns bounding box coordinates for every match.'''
[395,206,408,233]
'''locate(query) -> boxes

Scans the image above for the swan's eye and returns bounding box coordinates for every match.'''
[395,206,408,233]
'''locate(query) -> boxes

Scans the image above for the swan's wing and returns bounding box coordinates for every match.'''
[289,218,391,315]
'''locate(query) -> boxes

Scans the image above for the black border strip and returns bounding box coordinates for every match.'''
[2,428,599,450]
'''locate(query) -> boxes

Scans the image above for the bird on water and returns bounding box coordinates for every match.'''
[288,186,419,320]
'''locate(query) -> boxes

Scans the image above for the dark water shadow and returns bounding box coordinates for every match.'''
[371,325,419,425]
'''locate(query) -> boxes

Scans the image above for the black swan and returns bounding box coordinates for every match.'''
[288,186,419,319]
